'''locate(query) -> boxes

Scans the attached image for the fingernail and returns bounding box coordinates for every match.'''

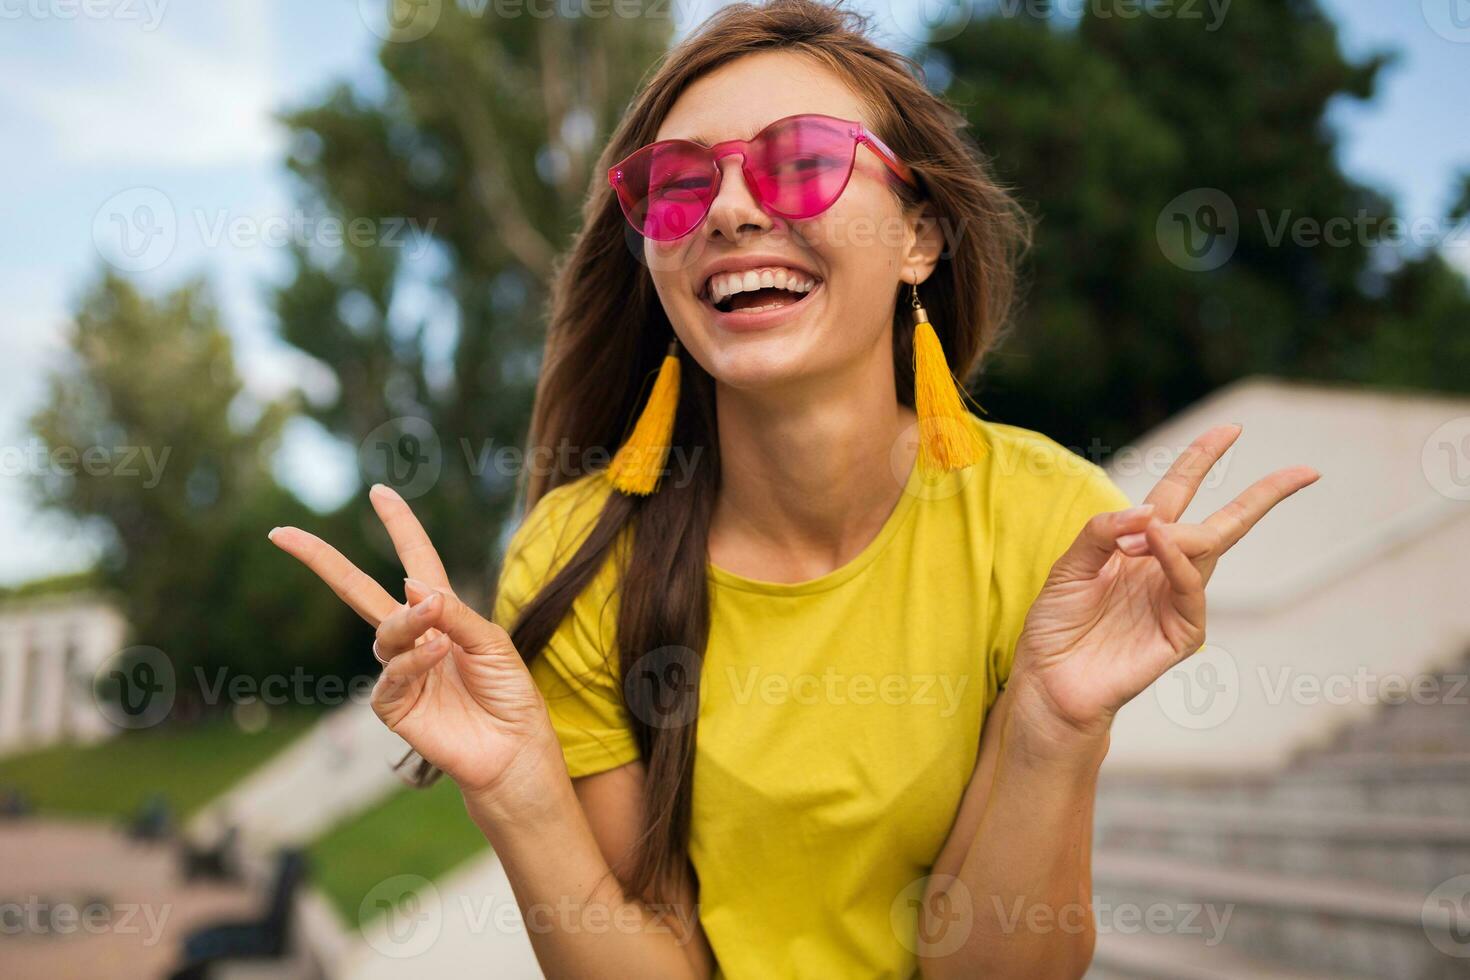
[1119,504,1154,520]
[405,577,431,597]
[426,634,449,654]
[267,527,282,541]
[1117,532,1147,550]
[370,483,401,501]
[412,593,441,617]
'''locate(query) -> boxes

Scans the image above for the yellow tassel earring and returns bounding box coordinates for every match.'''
[910,278,985,472]
[608,339,682,495]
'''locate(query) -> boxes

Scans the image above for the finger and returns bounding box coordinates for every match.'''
[1051,503,1157,579]
[375,593,444,660]
[1142,424,1243,523]
[268,526,397,626]
[1117,521,1221,560]
[1204,464,1320,551]
[369,484,452,590]
[411,579,515,659]
[375,633,452,713]
[1144,521,1204,598]
[404,580,449,644]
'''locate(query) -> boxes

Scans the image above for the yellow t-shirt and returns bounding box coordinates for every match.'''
[491,414,1131,979]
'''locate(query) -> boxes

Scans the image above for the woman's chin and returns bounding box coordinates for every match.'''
[703,342,823,392]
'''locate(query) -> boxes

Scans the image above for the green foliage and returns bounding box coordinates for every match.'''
[308,778,490,923]
[0,712,316,819]
[273,9,671,599]
[0,569,102,600]
[29,272,368,688]
[937,0,1470,454]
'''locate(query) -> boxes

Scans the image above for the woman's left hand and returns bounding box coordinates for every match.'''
[1008,423,1319,754]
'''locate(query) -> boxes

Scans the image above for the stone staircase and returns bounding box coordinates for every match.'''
[1087,656,1470,979]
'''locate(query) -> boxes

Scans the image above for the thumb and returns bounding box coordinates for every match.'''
[405,578,515,659]
[1050,504,1155,580]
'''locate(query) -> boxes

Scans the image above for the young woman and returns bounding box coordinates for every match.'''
[270,2,1318,976]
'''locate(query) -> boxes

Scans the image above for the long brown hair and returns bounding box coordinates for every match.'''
[462,0,1028,901]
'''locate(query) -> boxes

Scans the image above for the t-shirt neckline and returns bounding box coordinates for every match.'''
[706,452,927,597]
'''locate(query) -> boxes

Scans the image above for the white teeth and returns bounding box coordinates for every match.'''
[704,266,817,305]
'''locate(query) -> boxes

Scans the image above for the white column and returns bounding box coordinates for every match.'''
[31,617,69,745]
[0,621,28,753]
[69,605,125,743]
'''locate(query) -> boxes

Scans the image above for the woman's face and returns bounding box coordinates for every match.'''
[644,50,935,394]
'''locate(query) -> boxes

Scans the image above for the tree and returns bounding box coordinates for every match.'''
[934,0,1470,456]
[30,272,365,695]
[272,7,670,602]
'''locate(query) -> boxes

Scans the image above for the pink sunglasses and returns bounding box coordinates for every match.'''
[608,113,918,242]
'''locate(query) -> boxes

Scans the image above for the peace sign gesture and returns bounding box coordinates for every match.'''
[268,485,563,809]
[1008,424,1320,750]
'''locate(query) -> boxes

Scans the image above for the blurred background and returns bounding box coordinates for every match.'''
[1,0,1468,977]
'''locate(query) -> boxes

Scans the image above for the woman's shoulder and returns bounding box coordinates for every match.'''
[494,469,622,624]
[505,469,619,572]
[966,414,1132,513]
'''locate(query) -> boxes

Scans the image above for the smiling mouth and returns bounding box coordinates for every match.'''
[711,286,814,314]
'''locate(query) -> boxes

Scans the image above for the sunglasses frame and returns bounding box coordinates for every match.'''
[608,112,919,242]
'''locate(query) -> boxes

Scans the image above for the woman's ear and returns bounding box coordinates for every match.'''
[901,200,946,286]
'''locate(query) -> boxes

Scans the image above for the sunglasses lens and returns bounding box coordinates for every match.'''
[615,141,716,241]
[747,116,856,219]
[612,117,863,239]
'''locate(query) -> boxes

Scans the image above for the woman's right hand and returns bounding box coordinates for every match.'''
[268,484,565,817]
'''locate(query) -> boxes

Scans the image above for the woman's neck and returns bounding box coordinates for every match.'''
[709,347,919,584]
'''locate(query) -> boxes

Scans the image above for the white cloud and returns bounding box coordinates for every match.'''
[0,4,281,168]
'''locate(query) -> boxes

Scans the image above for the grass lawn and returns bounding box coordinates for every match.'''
[309,776,491,924]
[0,708,490,931]
[0,712,318,821]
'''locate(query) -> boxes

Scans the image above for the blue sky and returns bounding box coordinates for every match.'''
[1,0,1467,585]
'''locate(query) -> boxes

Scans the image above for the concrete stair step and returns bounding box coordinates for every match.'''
[1093,853,1466,979]
[1100,757,1470,817]
[1095,801,1470,892]
[1318,712,1470,758]
[1087,929,1353,980]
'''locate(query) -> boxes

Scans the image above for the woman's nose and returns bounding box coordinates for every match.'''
[704,155,772,242]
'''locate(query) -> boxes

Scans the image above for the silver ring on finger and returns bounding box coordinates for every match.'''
[373,638,389,667]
